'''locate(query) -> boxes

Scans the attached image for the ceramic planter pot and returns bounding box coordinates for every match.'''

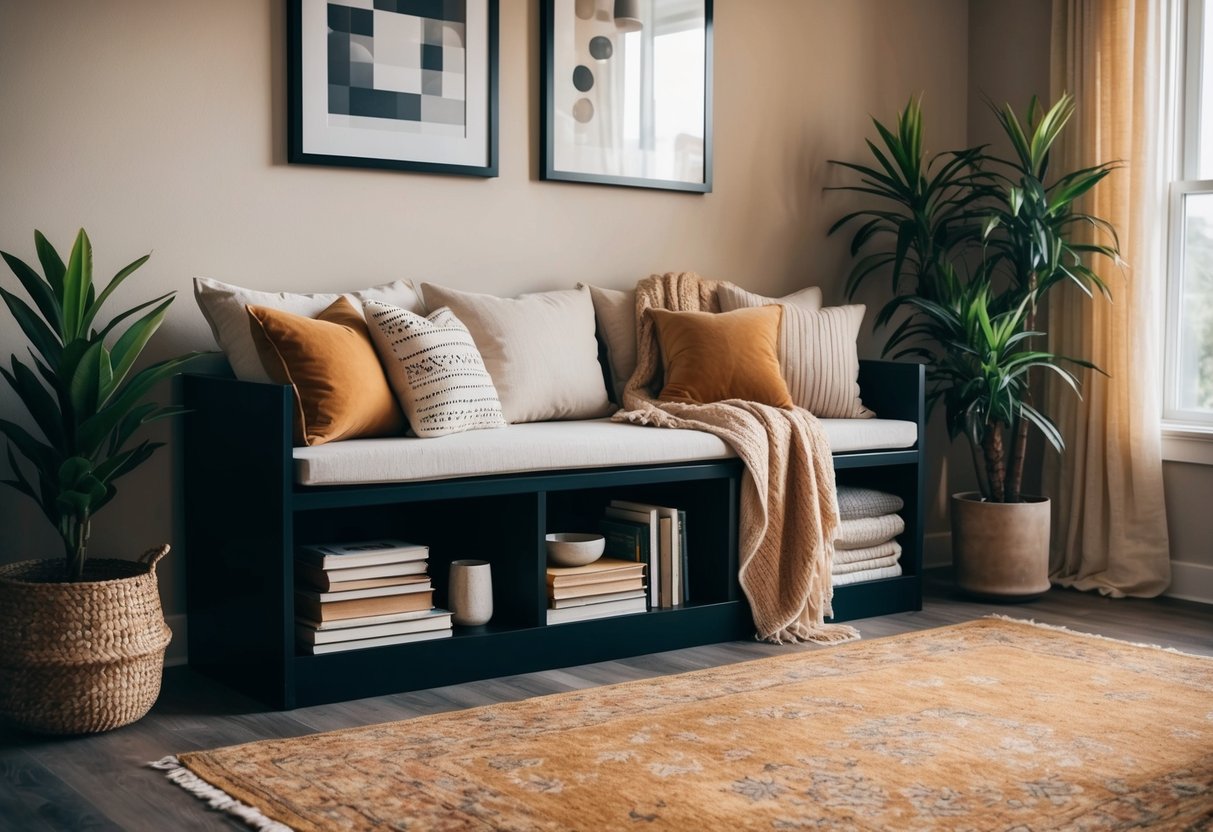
[0,546,172,734]
[951,493,1051,601]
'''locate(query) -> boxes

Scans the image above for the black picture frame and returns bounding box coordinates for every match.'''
[540,0,708,190]
[288,0,499,177]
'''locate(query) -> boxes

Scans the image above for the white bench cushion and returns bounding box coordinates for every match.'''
[293,418,917,487]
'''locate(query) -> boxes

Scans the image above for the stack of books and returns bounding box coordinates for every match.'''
[294,538,452,654]
[546,558,648,624]
[599,499,689,608]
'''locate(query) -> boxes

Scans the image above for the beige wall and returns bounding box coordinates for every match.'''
[0,0,970,616]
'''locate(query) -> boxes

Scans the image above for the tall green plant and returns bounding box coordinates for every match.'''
[829,95,1120,504]
[0,230,203,580]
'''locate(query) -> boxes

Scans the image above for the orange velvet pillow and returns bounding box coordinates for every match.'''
[648,306,794,408]
[247,297,406,446]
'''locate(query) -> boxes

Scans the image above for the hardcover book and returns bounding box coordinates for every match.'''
[294,589,434,623]
[297,607,450,631]
[602,505,660,607]
[599,517,650,563]
[301,627,452,655]
[296,610,453,645]
[545,558,646,586]
[545,596,648,625]
[295,579,433,604]
[549,577,646,600]
[295,573,428,594]
[296,539,429,570]
[549,589,647,609]
[610,500,682,607]
[295,559,428,589]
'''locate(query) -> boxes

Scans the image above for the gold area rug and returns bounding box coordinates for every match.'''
[154,618,1213,831]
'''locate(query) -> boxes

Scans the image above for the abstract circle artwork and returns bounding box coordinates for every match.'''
[589,36,613,60]
[572,98,594,123]
[572,65,594,92]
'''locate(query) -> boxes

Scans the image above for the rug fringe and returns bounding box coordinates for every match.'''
[148,756,294,832]
[984,614,1211,659]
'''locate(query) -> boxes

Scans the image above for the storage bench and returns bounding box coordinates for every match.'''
[183,360,924,708]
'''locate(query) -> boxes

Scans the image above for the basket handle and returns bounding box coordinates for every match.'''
[140,544,171,572]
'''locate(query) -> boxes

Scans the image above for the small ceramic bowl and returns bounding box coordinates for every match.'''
[545,532,606,567]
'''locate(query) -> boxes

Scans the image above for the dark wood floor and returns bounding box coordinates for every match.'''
[2,574,1210,831]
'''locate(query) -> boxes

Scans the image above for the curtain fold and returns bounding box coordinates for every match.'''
[1044,0,1177,596]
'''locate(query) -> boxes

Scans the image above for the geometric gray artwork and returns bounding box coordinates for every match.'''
[327,1,467,127]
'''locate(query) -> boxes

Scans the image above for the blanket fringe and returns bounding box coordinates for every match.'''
[761,622,861,645]
[983,614,1210,659]
[147,756,294,832]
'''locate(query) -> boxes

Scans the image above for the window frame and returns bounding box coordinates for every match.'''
[1163,0,1213,434]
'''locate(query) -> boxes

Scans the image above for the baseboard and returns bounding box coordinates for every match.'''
[165,613,188,667]
[924,531,952,569]
[1166,560,1213,605]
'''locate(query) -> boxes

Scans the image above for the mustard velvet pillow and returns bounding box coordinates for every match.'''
[648,306,794,408]
[247,297,406,446]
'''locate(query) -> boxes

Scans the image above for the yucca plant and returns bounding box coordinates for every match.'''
[829,94,1120,503]
[0,229,203,581]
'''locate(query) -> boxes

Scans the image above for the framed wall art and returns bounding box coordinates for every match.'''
[288,0,498,177]
[541,0,713,192]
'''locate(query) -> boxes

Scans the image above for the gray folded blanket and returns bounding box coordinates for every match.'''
[835,486,904,521]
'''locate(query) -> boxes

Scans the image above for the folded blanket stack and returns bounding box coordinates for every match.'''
[833,486,905,585]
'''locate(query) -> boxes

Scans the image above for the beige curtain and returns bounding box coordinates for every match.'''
[1045,0,1177,596]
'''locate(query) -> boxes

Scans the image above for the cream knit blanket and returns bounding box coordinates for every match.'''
[614,272,859,644]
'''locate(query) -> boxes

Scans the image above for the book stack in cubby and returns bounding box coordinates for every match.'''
[600,499,688,608]
[546,558,648,624]
[294,538,452,654]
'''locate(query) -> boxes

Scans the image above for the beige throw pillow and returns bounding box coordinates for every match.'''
[717,284,872,418]
[421,284,614,423]
[194,276,423,382]
[363,301,506,438]
[580,284,637,403]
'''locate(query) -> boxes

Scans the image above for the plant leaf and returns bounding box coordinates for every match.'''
[60,229,93,341]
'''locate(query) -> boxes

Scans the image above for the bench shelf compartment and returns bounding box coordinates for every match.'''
[183,360,924,709]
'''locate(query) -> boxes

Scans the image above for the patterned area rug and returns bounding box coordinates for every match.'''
[154,618,1213,831]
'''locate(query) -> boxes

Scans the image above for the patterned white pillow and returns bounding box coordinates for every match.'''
[363,301,506,438]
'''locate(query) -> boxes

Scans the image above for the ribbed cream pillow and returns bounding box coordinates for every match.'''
[717,285,873,418]
[420,284,614,423]
[363,301,506,438]
[194,276,423,382]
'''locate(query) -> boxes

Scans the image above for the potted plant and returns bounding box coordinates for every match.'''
[829,95,1120,599]
[0,229,203,733]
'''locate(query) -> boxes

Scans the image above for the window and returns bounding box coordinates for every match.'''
[1166,0,1213,428]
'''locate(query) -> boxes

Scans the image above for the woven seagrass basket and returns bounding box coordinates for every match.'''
[0,546,172,735]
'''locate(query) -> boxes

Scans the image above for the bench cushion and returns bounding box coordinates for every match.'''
[293,418,917,486]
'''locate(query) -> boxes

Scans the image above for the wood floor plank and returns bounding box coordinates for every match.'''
[1,577,1209,831]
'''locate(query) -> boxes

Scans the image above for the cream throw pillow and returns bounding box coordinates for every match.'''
[580,284,636,404]
[363,301,506,438]
[420,284,614,423]
[717,285,873,418]
[194,276,423,382]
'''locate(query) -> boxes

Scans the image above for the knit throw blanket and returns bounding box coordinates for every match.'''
[614,272,859,644]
